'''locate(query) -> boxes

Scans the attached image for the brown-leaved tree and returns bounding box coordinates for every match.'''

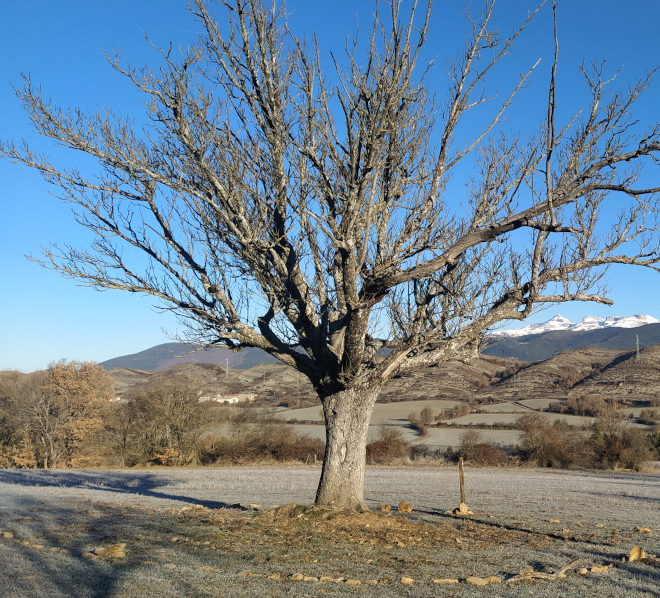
[2,1,659,507]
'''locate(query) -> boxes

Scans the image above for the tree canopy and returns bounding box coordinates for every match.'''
[2,0,659,507]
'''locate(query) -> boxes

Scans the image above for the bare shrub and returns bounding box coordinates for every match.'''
[564,394,606,416]
[517,413,592,468]
[419,406,435,426]
[366,426,410,464]
[199,422,324,465]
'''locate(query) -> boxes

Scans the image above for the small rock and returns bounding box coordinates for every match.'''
[629,546,646,562]
[345,579,361,585]
[400,577,414,585]
[466,576,489,586]
[433,578,459,584]
[549,519,560,523]
[596,523,604,528]
[578,568,588,575]
[289,573,304,581]
[171,537,179,542]
[1,532,13,539]
[303,576,318,582]
[82,552,100,560]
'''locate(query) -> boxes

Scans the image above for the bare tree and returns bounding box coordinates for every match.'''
[2,0,660,508]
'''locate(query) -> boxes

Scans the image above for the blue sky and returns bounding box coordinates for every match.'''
[1,0,660,372]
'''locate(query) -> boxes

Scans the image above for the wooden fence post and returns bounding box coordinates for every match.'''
[459,457,465,505]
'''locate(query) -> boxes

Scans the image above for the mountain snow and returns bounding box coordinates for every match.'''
[490,314,659,338]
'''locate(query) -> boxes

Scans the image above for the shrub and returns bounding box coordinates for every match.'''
[199,422,325,465]
[366,426,410,464]
[419,406,435,425]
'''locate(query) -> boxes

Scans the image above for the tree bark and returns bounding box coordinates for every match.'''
[315,386,380,510]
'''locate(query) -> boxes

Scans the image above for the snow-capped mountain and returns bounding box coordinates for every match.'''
[491,314,659,338]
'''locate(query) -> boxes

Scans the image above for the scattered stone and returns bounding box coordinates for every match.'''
[400,577,414,585]
[635,527,652,534]
[94,543,126,559]
[163,563,177,569]
[596,524,604,528]
[398,501,413,513]
[578,568,589,575]
[466,576,489,586]
[1,532,14,539]
[629,546,646,562]
[549,519,560,523]
[303,576,318,582]
[454,502,474,515]
[345,579,361,585]
[289,573,304,581]
[82,552,100,560]
[379,504,391,513]
[433,578,459,584]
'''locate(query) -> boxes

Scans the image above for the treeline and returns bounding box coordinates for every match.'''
[2,364,659,471]
[0,362,322,468]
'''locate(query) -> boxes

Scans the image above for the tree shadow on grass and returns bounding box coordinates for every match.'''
[0,495,247,598]
[0,469,246,510]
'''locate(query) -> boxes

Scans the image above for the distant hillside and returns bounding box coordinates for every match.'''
[100,343,279,371]
[483,323,660,361]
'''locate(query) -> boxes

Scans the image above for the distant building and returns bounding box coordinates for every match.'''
[199,393,256,404]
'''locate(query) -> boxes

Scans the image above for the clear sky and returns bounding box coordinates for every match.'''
[1,0,660,372]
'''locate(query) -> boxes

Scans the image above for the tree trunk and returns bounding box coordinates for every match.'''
[315,386,380,510]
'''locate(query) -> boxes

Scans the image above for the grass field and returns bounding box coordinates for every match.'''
[1,466,659,597]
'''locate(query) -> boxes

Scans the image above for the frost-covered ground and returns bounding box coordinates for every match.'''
[0,466,659,597]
